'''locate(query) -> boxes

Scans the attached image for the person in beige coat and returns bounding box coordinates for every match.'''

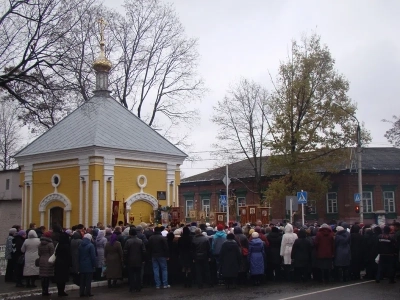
[21,230,41,287]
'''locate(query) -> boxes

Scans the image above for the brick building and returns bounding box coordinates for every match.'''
[178,147,400,225]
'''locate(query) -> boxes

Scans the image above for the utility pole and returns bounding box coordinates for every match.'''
[226,165,229,226]
[357,124,363,223]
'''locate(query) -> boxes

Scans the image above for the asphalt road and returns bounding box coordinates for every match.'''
[17,279,400,300]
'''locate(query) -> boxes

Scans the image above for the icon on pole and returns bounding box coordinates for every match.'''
[354,193,361,203]
[297,191,307,204]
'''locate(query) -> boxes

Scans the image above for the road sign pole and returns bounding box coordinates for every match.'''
[302,203,305,226]
[226,164,229,226]
[290,198,293,224]
[357,128,363,223]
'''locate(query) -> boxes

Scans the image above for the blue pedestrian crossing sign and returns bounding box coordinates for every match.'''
[219,195,227,206]
[297,191,308,204]
[354,193,361,203]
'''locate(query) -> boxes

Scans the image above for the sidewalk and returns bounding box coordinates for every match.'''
[0,276,108,299]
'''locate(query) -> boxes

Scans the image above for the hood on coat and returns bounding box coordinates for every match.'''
[214,231,227,238]
[249,237,263,245]
[28,230,38,238]
[319,227,332,236]
[284,224,294,234]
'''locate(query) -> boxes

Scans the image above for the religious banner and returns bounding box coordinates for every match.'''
[240,207,248,224]
[161,211,169,226]
[112,201,119,227]
[171,207,180,222]
[209,211,215,221]
[189,210,197,220]
[247,205,258,224]
[215,212,226,226]
[260,207,270,225]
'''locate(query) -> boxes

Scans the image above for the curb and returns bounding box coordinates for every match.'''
[0,280,109,300]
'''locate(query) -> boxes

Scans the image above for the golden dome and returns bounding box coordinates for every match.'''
[93,42,112,72]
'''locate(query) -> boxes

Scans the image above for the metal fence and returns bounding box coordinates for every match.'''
[0,244,6,275]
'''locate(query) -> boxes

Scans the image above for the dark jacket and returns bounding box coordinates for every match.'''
[377,234,397,255]
[267,231,282,265]
[291,231,312,268]
[315,227,335,259]
[38,237,54,277]
[12,235,25,260]
[178,233,192,268]
[148,232,168,258]
[78,238,96,273]
[219,240,241,278]
[123,236,146,267]
[334,230,351,267]
[137,232,148,246]
[70,232,82,274]
[53,232,71,283]
[191,234,211,260]
[350,226,364,269]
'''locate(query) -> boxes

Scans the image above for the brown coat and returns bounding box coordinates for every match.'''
[104,241,123,279]
[38,237,55,277]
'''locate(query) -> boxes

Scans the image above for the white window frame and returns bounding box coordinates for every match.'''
[237,196,246,216]
[383,191,395,213]
[185,199,194,217]
[362,191,373,213]
[308,200,317,214]
[219,203,227,212]
[202,198,210,217]
[326,192,338,214]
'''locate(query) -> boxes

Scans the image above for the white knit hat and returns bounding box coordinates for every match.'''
[84,233,92,240]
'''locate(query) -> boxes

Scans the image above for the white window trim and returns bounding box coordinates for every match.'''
[236,196,246,216]
[383,191,395,213]
[326,192,338,214]
[362,191,373,213]
[202,198,210,217]
[185,199,193,217]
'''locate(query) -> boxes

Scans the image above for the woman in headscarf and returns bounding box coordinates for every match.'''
[52,225,71,296]
[95,230,107,280]
[104,233,123,287]
[4,228,17,282]
[314,223,334,283]
[12,230,26,287]
[219,233,241,288]
[21,230,41,287]
[38,231,54,296]
[248,232,265,286]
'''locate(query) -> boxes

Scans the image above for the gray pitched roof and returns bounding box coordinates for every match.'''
[15,96,187,158]
[182,147,400,183]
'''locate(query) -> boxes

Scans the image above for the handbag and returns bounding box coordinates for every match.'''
[48,243,59,264]
[236,237,248,256]
[17,254,25,265]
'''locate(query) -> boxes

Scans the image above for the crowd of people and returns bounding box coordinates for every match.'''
[3,220,400,297]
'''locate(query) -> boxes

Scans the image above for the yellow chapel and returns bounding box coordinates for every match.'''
[14,25,186,229]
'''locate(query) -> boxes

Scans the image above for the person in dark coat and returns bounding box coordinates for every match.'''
[52,225,71,297]
[364,226,380,279]
[233,227,249,284]
[266,226,282,281]
[105,233,124,287]
[314,224,334,283]
[124,228,146,292]
[349,224,363,280]
[248,232,265,286]
[38,231,54,296]
[167,231,180,285]
[334,226,351,282]
[291,229,312,282]
[219,233,241,288]
[376,226,397,283]
[191,228,211,289]
[4,228,17,282]
[178,226,193,287]
[12,230,26,287]
[78,234,96,297]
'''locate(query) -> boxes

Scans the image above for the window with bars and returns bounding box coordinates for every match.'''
[383,191,395,213]
[186,200,194,217]
[202,199,210,217]
[362,192,373,213]
[237,197,246,216]
[326,192,338,214]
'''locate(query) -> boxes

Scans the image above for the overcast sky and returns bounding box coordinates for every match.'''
[107,0,400,177]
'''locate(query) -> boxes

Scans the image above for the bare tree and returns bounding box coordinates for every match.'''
[211,79,270,202]
[0,0,96,105]
[112,0,204,129]
[0,97,21,170]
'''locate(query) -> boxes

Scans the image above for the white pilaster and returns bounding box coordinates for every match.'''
[79,158,89,226]
[29,183,33,224]
[103,156,115,227]
[92,180,100,226]
[166,164,176,207]
[40,211,44,227]
[66,211,71,229]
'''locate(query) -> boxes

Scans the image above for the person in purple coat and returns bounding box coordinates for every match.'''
[248,232,265,286]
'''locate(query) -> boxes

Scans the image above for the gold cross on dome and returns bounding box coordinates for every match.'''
[98,17,106,44]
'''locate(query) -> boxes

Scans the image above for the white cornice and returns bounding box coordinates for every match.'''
[115,159,166,170]
[33,159,79,171]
